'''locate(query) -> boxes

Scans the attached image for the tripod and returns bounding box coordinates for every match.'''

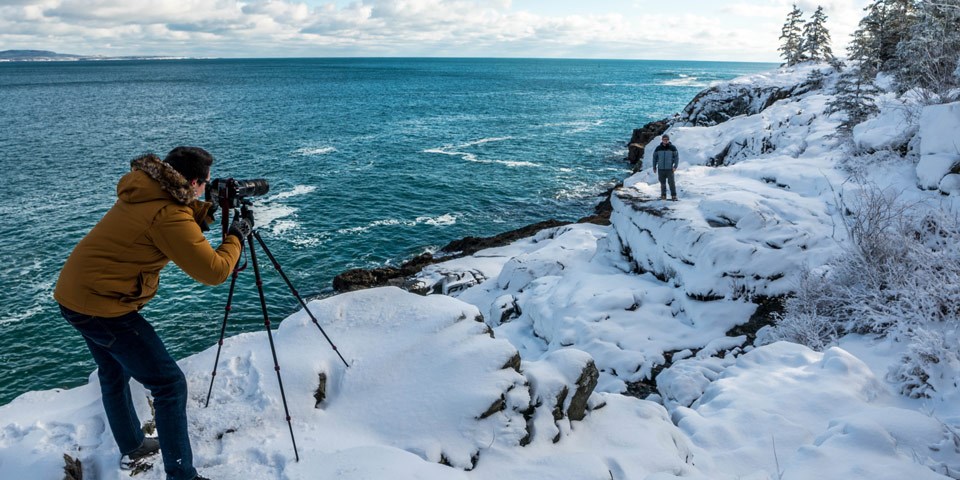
[203,202,349,462]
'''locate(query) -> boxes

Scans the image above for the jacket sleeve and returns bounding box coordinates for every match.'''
[672,149,679,169]
[150,206,243,286]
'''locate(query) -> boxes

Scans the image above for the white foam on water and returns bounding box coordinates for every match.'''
[267,219,299,236]
[337,214,459,235]
[496,159,540,167]
[265,185,316,202]
[294,146,337,156]
[416,213,457,226]
[661,76,709,87]
[459,136,513,147]
[289,234,328,247]
[424,147,540,168]
[249,204,297,231]
[424,137,539,167]
[542,119,603,135]
[553,181,612,202]
[0,304,42,327]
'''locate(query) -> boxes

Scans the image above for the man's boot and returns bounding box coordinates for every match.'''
[120,437,160,472]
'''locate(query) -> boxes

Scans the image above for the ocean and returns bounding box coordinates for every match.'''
[0,57,775,405]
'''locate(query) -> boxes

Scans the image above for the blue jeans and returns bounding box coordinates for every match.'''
[59,305,198,480]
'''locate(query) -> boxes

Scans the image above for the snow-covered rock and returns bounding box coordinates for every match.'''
[1,287,707,479]
[916,101,960,191]
[851,93,918,153]
[671,342,957,479]
[677,64,828,127]
[412,223,756,395]
[613,155,841,300]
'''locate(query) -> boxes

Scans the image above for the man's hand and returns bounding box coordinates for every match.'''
[228,210,254,240]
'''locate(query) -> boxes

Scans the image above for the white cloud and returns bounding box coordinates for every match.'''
[0,0,872,60]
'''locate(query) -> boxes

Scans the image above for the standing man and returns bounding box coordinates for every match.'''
[652,134,680,201]
[54,147,253,480]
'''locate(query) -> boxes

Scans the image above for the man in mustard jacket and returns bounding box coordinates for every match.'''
[54,146,251,480]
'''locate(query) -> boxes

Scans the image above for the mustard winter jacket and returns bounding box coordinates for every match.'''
[54,154,242,317]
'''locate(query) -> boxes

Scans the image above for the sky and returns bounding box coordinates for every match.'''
[0,0,872,62]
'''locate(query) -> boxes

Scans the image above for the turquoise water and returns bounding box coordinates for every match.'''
[0,58,774,405]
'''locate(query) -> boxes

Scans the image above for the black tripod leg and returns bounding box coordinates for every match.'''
[252,231,350,368]
[205,268,241,408]
[247,234,300,462]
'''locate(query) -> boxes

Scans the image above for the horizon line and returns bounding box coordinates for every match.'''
[0,51,782,65]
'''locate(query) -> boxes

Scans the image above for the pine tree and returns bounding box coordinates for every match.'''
[802,6,834,63]
[827,65,881,132]
[848,0,916,79]
[779,4,806,66]
[895,1,960,99]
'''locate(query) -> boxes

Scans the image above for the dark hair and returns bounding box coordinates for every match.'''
[164,146,213,182]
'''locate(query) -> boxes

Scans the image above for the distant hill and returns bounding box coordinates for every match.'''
[0,50,83,61]
[0,49,186,62]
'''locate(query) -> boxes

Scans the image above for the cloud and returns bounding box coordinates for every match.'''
[0,0,871,61]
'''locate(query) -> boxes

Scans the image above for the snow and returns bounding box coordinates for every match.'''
[3,64,960,480]
[916,101,960,190]
[852,93,918,153]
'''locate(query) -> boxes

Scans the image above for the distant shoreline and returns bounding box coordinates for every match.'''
[0,50,780,65]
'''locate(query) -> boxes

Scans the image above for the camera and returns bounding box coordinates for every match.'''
[207,178,270,209]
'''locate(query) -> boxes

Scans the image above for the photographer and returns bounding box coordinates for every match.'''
[54,146,253,480]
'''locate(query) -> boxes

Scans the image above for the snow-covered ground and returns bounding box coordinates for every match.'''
[3,64,960,479]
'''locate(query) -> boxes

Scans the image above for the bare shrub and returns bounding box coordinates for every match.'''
[766,180,960,397]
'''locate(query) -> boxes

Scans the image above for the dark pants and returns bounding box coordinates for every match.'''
[59,305,198,480]
[658,169,677,197]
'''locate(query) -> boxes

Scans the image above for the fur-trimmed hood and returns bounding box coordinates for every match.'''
[124,153,195,204]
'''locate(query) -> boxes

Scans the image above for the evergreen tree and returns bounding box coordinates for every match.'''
[779,4,806,66]
[848,0,916,79]
[802,6,834,62]
[896,1,960,99]
[827,65,882,132]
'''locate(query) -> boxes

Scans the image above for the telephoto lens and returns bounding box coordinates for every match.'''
[207,178,270,208]
[233,179,269,198]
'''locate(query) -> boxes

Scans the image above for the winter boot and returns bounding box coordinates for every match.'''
[671,195,678,201]
[120,437,160,473]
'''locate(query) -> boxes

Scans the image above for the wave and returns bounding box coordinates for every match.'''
[266,185,316,202]
[417,213,457,226]
[459,136,513,147]
[541,119,603,135]
[660,77,709,87]
[337,213,459,235]
[246,186,318,235]
[0,304,43,327]
[295,146,337,156]
[424,137,540,168]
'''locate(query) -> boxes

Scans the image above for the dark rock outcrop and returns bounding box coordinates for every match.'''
[567,360,599,421]
[678,79,820,127]
[333,220,569,293]
[63,454,82,480]
[441,220,569,256]
[626,118,672,169]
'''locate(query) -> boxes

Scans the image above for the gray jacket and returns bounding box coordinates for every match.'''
[652,143,679,171]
